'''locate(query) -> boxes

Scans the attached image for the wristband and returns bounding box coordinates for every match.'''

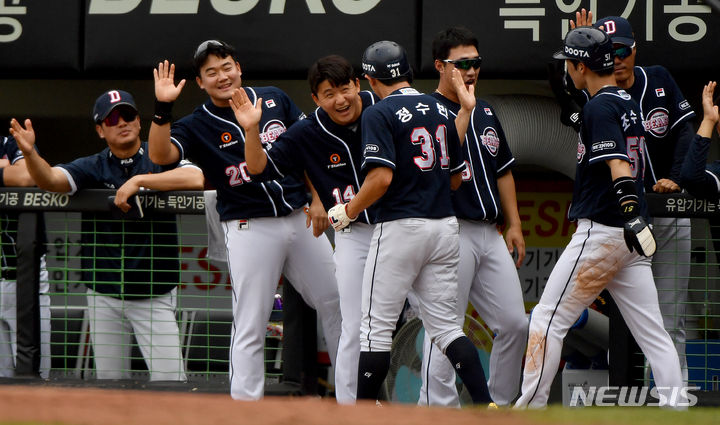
[612,176,639,205]
[153,100,174,125]
[0,168,4,187]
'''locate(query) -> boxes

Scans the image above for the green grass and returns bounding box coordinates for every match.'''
[518,405,720,424]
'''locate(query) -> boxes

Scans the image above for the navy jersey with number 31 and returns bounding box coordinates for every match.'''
[361,88,465,222]
[569,87,648,227]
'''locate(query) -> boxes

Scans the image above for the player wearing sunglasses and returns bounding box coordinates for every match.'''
[567,9,696,386]
[416,26,528,408]
[9,89,204,381]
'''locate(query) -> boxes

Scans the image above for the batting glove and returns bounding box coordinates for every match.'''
[328,203,356,231]
[623,216,656,257]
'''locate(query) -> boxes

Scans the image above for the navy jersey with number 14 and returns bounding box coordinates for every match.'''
[361,87,465,222]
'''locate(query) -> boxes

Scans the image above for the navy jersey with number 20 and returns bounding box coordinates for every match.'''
[361,87,465,222]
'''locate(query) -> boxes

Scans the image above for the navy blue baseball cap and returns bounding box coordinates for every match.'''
[594,16,635,46]
[553,27,614,72]
[93,90,137,123]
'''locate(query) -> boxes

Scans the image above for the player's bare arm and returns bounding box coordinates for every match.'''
[452,68,475,145]
[0,158,34,187]
[450,172,462,190]
[114,166,204,212]
[497,171,526,267]
[229,88,266,175]
[305,173,329,237]
[697,81,719,138]
[570,8,593,29]
[328,166,392,231]
[148,60,185,165]
[9,118,71,192]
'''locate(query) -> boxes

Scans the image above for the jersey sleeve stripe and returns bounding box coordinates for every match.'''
[706,169,720,193]
[362,156,395,169]
[588,153,629,164]
[264,150,285,179]
[497,157,515,174]
[56,167,78,195]
[170,137,186,160]
[669,110,696,130]
[450,162,466,174]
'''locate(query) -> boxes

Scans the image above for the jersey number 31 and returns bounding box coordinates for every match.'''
[411,125,450,171]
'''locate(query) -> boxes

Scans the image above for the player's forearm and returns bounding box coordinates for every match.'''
[148,123,180,165]
[244,127,268,175]
[131,167,204,191]
[680,135,717,198]
[21,150,71,192]
[497,171,522,228]
[454,109,470,146]
[2,161,34,187]
[346,167,392,219]
[668,121,695,183]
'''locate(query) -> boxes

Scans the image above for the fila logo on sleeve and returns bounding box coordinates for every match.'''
[655,88,665,97]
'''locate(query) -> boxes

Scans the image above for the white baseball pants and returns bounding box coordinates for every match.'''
[420,220,527,406]
[333,222,374,404]
[86,288,186,381]
[223,208,341,401]
[515,219,683,408]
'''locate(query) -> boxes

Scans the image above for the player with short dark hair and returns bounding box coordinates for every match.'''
[10,89,204,381]
[325,40,492,405]
[235,54,377,403]
[417,26,528,407]
[148,41,342,400]
[514,26,684,408]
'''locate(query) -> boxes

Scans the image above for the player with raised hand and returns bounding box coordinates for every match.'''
[515,27,684,408]
[10,90,203,381]
[416,26,528,408]
[681,81,720,197]
[231,55,378,404]
[147,41,342,401]
[328,40,492,405]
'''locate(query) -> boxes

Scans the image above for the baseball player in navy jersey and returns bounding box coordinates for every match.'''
[681,81,720,197]
[10,90,204,381]
[233,54,377,403]
[416,27,528,407]
[0,135,51,379]
[324,40,491,405]
[515,27,684,408]
[568,11,695,381]
[148,41,342,400]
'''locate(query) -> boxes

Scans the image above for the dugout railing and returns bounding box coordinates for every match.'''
[1,188,718,402]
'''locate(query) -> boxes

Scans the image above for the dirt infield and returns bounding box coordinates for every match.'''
[0,386,530,425]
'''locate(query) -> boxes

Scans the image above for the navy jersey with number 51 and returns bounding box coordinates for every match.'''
[569,87,648,227]
[361,87,465,222]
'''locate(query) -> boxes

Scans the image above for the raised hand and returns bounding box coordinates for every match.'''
[154,60,186,102]
[229,88,262,130]
[702,81,718,124]
[570,8,593,29]
[9,118,37,155]
[451,68,476,113]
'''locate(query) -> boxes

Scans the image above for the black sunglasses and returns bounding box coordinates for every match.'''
[103,107,138,127]
[194,40,225,59]
[442,57,482,70]
[613,44,634,60]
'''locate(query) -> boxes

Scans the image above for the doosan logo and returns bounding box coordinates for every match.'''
[565,46,590,58]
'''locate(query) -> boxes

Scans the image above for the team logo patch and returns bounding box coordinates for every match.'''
[577,140,586,162]
[265,99,276,108]
[644,108,670,138]
[618,89,632,101]
[365,144,379,154]
[260,120,287,143]
[481,127,500,156]
[221,132,233,143]
[484,107,492,116]
[655,88,665,97]
[679,100,691,111]
[591,141,616,152]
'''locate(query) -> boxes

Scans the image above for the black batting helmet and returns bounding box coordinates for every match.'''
[553,27,614,72]
[361,40,413,82]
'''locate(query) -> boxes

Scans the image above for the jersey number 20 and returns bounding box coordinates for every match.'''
[226,162,252,186]
[411,125,450,171]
